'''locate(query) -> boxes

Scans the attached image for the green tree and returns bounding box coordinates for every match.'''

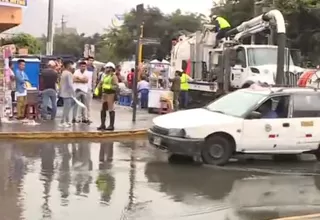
[211,0,320,64]
[2,33,41,54]
[34,7,203,62]
[99,7,204,61]
[38,32,108,60]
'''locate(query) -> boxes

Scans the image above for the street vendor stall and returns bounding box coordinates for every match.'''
[147,59,173,112]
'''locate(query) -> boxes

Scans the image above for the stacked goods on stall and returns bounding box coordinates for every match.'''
[147,59,173,113]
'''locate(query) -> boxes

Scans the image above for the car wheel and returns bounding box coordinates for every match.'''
[201,135,234,166]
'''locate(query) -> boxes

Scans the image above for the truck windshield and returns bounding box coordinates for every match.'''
[247,48,294,66]
[205,90,266,117]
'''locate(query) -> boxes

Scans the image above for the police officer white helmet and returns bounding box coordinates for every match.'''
[211,15,218,20]
[105,62,115,69]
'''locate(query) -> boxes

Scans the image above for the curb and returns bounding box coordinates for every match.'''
[0,129,148,139]
[273,213,320,219]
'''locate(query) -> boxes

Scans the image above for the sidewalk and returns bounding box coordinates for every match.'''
[0,100,156,139]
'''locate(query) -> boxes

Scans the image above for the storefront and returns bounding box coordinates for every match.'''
[0,0,27,32]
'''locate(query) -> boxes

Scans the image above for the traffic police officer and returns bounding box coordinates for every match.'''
[211,15,231,46]
[97,62,119,131]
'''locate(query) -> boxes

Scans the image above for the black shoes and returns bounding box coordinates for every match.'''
[98,111,115,131]
[105,111,115,131]
[97,110,107,131]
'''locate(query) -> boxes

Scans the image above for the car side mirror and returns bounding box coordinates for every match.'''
[248,111,262,119]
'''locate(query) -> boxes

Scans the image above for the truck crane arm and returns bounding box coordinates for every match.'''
[225,9,286,84]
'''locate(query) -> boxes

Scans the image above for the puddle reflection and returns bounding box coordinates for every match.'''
[97,142,114,205]
[2,140,320,220]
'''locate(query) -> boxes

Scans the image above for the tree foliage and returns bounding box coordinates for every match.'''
[212,0,320,64]
[35,7,204,62]
[1,33,41,54]
[102,7,205,61]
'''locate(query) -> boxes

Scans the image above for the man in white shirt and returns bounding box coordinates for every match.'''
[72,61,90,123]
[85,57,95,123]
[137,76,150,91]
[137,75,150,108]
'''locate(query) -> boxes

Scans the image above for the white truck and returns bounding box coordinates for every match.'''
[170,11,304,107]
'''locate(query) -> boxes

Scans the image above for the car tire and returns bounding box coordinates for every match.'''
[201,135,234,166]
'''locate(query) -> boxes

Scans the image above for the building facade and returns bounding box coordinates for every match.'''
[0,0,26,32]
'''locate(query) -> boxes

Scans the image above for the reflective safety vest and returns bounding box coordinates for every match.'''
[216,17,230,29]
[180,73,189,91]
[102,74,113,90]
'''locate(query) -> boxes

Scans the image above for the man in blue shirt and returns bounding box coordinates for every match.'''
[14,59,29,119]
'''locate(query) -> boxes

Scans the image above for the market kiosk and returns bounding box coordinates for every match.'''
[147,59,173,113]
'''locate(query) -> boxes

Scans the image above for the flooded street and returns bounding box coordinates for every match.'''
[2,139,320,220]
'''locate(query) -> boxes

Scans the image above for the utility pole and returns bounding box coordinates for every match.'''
[46,0,54,55]
[132,4,144,122]
[61,15,66,34]
[138,23,144,64]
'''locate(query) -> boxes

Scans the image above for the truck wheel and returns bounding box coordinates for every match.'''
[201,135,233,166]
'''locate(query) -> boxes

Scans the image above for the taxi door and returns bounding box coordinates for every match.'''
[288,94,320,151]
[240,95,295,152]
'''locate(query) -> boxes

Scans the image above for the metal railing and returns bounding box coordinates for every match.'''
[283,71,303,87]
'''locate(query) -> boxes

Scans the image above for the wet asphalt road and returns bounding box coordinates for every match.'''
[2,139,320,220]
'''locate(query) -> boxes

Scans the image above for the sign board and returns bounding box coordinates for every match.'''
[140,38,160,45]
[0,0,27,7]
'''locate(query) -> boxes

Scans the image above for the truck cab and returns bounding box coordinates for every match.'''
[211,45,304,89]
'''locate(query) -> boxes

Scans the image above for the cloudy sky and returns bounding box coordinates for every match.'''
[6,0,213,36]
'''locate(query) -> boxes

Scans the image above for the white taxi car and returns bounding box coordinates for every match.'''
[148,87,320,165]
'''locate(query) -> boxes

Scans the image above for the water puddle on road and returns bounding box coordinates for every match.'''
[1,139,320,220]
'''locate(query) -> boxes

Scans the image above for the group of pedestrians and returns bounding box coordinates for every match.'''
[40,57,96,128]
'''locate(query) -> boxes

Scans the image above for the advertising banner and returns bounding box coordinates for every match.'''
[0,0,27,7]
